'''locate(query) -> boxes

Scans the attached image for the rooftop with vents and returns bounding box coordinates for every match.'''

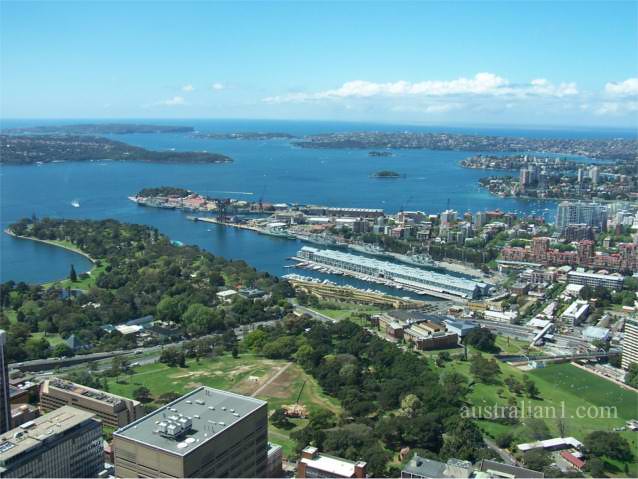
[113,386,267,456]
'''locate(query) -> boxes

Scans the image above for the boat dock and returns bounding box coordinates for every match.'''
[290,256,466,302]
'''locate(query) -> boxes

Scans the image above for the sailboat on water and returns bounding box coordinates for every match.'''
[71,199,80,208]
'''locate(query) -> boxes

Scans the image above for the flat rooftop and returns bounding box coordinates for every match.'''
[0,406,96,464]
[114,386,266,456]
[301,452,360,477]
[43,378,140,408]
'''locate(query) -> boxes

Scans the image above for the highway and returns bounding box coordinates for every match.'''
[11,319,282,374]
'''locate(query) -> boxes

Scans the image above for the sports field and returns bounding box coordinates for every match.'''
[443,357,638,476]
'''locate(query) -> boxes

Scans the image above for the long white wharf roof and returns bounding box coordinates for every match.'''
[299,246,482,294]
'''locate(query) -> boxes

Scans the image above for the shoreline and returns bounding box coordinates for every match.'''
[194,217,490,280]
[4,229,96,281]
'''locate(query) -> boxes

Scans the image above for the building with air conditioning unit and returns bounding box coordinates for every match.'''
[112,386,268,478]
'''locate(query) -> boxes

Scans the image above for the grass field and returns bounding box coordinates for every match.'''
[312,302,383,320]
[103,353,341,458]
[30,331,66,347]
[438,355,638,476]
[43,260,109,290]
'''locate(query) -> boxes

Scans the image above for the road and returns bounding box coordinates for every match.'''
[12,319,283,374]
[483,436,518,466]
[293,305,336,323]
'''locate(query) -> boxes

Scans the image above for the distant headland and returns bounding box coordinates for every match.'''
[2,123,194,135]
[193,132,296,140]
[0,135,232,165]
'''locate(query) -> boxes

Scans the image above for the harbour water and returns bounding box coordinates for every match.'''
[1,119,633,285]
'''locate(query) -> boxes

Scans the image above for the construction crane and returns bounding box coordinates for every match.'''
[216,198,231,222]
[296,380,307,404]
[399,195,413,215]
[258,184,267,213]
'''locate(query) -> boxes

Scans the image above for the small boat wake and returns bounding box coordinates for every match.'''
[207,190,254,196]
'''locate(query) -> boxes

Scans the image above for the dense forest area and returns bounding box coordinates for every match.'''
[0,135,232,165]
[243,316,492,477]
[1,218,294,361]
[137,186,192,197]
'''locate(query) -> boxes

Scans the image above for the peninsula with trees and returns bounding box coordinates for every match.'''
[1,217,294,362]
[3,123,194,135]
[193,132,296,140]
[0,135,232,165]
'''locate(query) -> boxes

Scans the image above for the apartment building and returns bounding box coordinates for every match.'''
[622,318,638,370]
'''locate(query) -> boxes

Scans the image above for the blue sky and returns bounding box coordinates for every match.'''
[1,1,637,127]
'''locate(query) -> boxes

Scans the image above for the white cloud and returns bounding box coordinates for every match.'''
[529,78,579,97]
[263,73,579,103]
[596,101,638,115]
[424,103,464,113]
[158,96,186,106]
[604,78,638,96]
[182,84,195,92]
[211,83,225,91]
[391,102,464,114]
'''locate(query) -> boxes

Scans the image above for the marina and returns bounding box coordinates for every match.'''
[294,246,492,301]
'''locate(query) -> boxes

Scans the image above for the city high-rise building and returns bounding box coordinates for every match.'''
[473,211,488,229]
[519,166,537,191]
[40,378,144,428]
[589,166,599,185]
[562,224,594,242]
[0,331,10,435]
[621,318,638,371]
[0,406,103,478]
[555,201,607,232]
[113,386,268,478]
[440,209,457,225]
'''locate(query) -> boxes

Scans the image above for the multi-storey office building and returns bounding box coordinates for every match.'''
[0,406,103,478]
[566,271,624,290]
[40,378,144,428]
[113,386,268,478]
